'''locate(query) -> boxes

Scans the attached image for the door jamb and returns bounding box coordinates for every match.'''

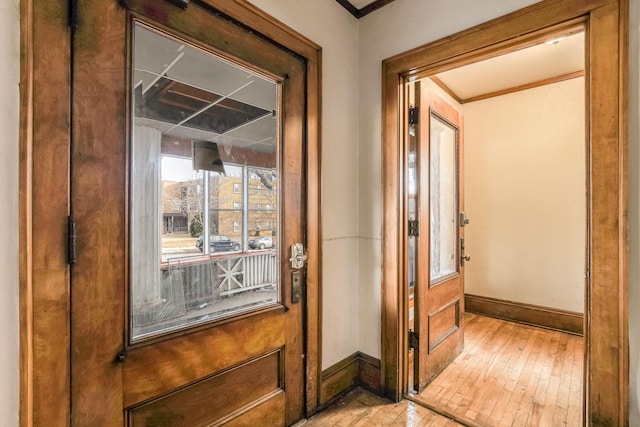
[381,0,628,424]
[19,0,323,425]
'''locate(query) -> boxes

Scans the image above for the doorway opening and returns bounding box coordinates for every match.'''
[403,28,587,424]
[381,1,628,424]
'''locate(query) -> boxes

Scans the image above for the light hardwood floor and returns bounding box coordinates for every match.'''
[412,313,583,426]
[304,387,464,426]
[306,313,583,427]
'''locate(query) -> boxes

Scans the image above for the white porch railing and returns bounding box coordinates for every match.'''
[163,252,277,309]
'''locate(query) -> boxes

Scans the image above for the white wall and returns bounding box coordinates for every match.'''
[357,0,544,362]
[464,78,586,312]
[246,0,361,369]
[0,0,20,426]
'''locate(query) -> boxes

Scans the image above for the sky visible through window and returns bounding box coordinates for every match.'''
[161,155,242,182]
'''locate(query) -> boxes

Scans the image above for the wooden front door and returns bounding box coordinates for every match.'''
[70,1,306,425]
[409,80,465,392]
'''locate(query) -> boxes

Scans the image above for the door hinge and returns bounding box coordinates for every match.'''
[68,216,77,265]
[115,349,127,363]
[408,107,419,125]
[409,330,419,350]
[68,0,79,31]
[408,220,419,237]
[166,0,190,9]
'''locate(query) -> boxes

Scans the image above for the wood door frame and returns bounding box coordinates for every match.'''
[18,0,323,425]
[381,0,629,425]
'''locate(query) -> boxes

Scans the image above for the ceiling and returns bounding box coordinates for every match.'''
[432,31,585,103]
[134,24,278,154]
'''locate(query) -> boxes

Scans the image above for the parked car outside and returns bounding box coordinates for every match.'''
[195,234,241,252]
[249,235,276,250]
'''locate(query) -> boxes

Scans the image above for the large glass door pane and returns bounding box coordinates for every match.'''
[130,23,279,341]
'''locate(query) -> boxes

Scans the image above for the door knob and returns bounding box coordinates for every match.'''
[461,238,470,266]
[290,243,307,269]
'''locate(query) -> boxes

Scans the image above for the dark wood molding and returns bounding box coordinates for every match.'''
[319,352,381,407]
[357,352,382,393]
[320,353,359,406]
[335,0,397,19]
[335,0,358,18]
[464,294,584,336]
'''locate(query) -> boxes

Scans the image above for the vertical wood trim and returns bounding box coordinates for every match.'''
[587,2,629,425]
[70,2,127,424]
[305,51,323,416]
[618,1,629,423]
[381,1,628,423]
[20,0,71,426]
[281,55,307,426]
[19,0,33,425]
[381,66,404,401]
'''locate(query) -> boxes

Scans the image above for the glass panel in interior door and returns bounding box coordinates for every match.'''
[130,22,280,341]
[429,113,458,284]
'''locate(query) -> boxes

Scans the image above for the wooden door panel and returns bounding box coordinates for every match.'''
[428,298,460,352]
[223,393,286,427]
[123,310,285,407]
[413,81,465,391]
[70,1,127,425]
[280,65,306,423]
[71,2,306,426]
[128,350,283,426]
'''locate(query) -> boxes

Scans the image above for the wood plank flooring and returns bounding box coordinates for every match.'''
[412,313,583,426]
[303,387,464,426]
[305,313,582,426]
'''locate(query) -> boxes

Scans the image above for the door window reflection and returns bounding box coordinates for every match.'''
[130,23,280,341]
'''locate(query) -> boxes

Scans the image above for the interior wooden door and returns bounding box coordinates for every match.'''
[411,80,466,392]
[70,1,306,425]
